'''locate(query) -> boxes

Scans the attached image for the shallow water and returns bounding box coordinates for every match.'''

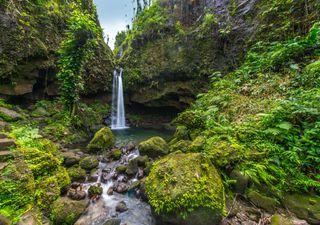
[75,127,173,225]
[113,127,173,146]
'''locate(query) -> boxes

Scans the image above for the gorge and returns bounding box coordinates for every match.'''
[0,0,319,225]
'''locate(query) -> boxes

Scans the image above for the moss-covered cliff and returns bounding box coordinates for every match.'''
[116,0,319,110]
[0,0,114,98]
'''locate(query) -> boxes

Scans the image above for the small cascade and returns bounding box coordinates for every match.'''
[111,69,127,130]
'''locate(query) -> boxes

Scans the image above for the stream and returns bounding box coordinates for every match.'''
[74,128,173,225]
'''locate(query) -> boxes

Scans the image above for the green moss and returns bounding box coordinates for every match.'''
[67,167,86,182]
[79,156,98,171]
[139,136,169,159]
[247,190,279,213]
[88,185,103,198]
[169,139,192,153]
[87,127,116,152]
[112,149,122,160]
[145,153,226,222]
[116,165,127,174]
[50,197,87,225]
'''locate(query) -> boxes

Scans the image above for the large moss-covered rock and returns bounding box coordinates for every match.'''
[79,156,99,171]
[50,197,88,225]
[247,190,279,213]
[145,153,225,225]
[87,127,116,152]
[271,214,294,225]
[282,194,320,225]
[138,136,168,158]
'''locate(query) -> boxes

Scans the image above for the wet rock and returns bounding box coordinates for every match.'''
[51,197,88,225]
[101,172,113,183]
[88,184,103,198]
[282,194,320,225]
[230,170,249,194]
[247,190,279,213]
[67,167,86,182]
[115,182,128,194]
[107,187,114,195]
[67,187,86,201]
[138,168,144,179]
[126,141,135,151]
[79,156,99,171]
[0,214,10,225]
[138,136,169,158]
[116,201,128,213]
[128,180,141,192]
[87,174,98,183]
[87,127,116,152]
[104,218,121,225]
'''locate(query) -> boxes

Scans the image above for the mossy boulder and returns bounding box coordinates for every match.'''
[282,194,320,224]
[0,107,23,122]
[88,185,103,198]
[79,156,99,171]
[116,165,127,174]
[138,136,169,159]
[247,190,279,213]
[67,167,87,182]
[104,219,121,225]
[230,170,249,194]
[50,197,88,225]
[87,127,116,152]
[126,158,138,176]
[111,149,122,160]
[145,153,225,225]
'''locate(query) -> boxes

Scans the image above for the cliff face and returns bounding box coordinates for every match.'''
[0,0,114,99]
[117,0,318,110]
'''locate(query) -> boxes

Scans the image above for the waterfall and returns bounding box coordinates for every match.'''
[111,69,127,129]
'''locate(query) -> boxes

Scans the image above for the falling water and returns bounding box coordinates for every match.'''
[111,69,127,129]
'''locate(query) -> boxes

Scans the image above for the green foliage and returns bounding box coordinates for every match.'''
[174,22,320,194]
[0,125,70,222]
[57,4,102,112]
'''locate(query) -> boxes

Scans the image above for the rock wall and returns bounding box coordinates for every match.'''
[117,0,318,110]
[0,0,114,99]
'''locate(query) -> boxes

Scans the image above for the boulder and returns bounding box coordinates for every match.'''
[282,194,320,225]
[135,155,149,167]
[116,201,128,213]
[50,197,88,225]
[115,182,128,194]
[62,151,82,167]
[88,185,103,198]
[67,167,86,182]
[67,188,86,201]
[87,127,116,152]
[125,158,138,176]
[247,190,279,213]
[79,156,99,171]
[173,125,190,140]
[169,139,192,153]
[145,153,225,225]
[0,107,23,122]
[115,165,127,174]
[138,136,168,158]
[104,219,121,225]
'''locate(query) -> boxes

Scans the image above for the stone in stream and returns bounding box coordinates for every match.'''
[115,201,128,213]
[115,182,129,194]
[137,168,144,179]
[79,156,99,171]
[67,188,86,201]
[62,151,83,167]
[104,219,121,225]
[126,141,135,151]
[88,184,103,199]
[67,167,86,183]
[125,158,138,176]
[138,136,169,159]
[87,127,116,152]
[107,187,114,195]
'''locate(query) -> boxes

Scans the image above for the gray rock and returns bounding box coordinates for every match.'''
[116,201,128,213]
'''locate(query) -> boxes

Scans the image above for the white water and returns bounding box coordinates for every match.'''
[111,69,127,130]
